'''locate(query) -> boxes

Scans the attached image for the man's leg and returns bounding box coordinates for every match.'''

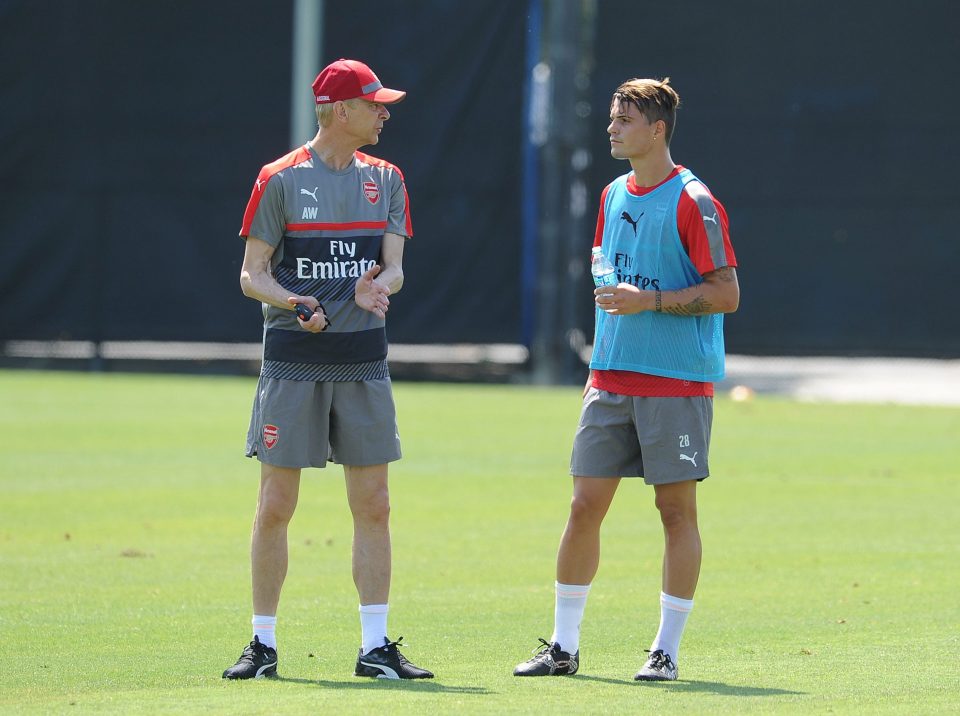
[223,463,300,680]
[252,463,302,618]
[344,464,392,655]
[344,464,392,605]
[515,476,620,676]
[557,476,621,585]
[636,479,699,681]
[554,476,620,651]
[654,479,700,599]
[346,463,433,679]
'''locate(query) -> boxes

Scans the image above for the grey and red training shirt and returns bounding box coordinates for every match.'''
[240,145,412,382]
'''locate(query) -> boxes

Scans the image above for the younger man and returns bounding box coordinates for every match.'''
[514,77,739,681]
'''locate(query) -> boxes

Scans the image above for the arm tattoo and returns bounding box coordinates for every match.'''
[712,266,737,283]
[661,266,735,316]
[665,294,713,316]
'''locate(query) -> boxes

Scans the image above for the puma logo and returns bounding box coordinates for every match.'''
[702,212,718,226]
[300,186,319,202]
[620,210,643,235]
[550,653,578,675]
[680,452,698,467]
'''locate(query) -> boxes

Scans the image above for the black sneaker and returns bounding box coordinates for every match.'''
[355,637,434,680]
[634,648,678,681]
[513,638,579,676]
[222,636,278,680]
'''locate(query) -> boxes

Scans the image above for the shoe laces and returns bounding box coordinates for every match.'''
[383,636,411,664]
[644,649,674,670]
[530,638,556,658]
[241,636,272,660]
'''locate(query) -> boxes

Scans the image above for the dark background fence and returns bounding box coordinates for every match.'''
[2,0,958,369]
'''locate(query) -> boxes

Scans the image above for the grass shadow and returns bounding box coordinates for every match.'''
[565,674,634,686]
[642,679,805,697]
[572,675,804,696]
[276,676,490,695]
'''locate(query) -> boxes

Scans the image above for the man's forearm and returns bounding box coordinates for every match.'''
[374,264,404,294]
[658,284,716,316]
[241,271,298,311]
[658,266,739,316]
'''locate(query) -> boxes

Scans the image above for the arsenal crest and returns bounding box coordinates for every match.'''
[263,424,279,449]
[362,180,380,205]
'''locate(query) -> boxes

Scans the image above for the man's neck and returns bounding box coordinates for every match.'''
[628,152,676,188]
[308,131,359,171]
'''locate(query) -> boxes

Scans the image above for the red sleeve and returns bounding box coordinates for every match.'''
[239,168,274,238]
[239,146,310,238]
[395,177,413,238]
[676,189,737,276]
[592,184,611,249]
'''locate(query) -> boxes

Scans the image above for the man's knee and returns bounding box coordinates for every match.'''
[569,490,608,526]
[345,466,391,526]
[256,466,300,528]
[654,488,697,531]
[352,492,391,529]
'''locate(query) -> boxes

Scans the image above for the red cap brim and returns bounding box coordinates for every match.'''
[363,87,406,104]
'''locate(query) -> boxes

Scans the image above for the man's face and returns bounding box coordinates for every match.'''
[344,99,391,146]
[607,98,657,160]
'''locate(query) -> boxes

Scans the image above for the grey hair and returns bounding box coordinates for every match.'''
[316,98,358,128]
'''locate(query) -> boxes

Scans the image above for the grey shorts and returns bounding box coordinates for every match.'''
[245,376,401,469]
[570,388,713,484]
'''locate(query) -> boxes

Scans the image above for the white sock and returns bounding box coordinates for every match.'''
[649,592,694,662]
[359,603,389,655]
[550,581,591,653]
[252,614,277,650]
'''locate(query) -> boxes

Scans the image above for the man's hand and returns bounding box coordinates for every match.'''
[355,264,391,319]
[595,267,740,317]
[594,283,648,315]
[287,296,329,333]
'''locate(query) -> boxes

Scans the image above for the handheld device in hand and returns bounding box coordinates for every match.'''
[294,303,314,321]
[295,302,331,330]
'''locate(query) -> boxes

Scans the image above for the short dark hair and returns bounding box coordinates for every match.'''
[611,77,681,144]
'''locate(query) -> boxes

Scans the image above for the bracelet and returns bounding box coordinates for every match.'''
[655,289,662,313]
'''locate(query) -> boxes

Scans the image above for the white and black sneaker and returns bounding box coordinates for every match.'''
[513,638,579,676]
[634,649,678,681]
[222,636,278,680]
[355,637,434,680]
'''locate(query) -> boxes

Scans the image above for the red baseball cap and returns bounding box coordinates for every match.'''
[312,59,406,105]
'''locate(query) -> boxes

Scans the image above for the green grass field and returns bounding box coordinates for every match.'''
[1,369,957,714]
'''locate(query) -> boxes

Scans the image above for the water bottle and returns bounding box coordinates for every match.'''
[591,247,617,288]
